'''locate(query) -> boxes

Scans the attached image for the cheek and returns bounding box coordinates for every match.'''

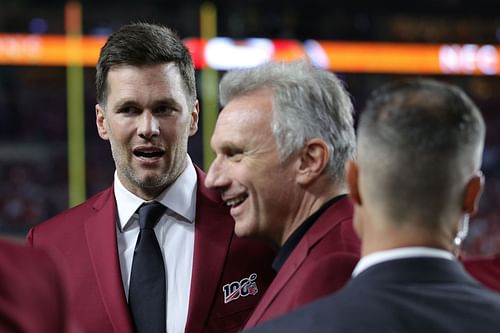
[251,180,276,210]
[162,120,190,142]
[262,180,294,213]
[163,131,186,148]
[108,118,135,140]
[109,128,129,146]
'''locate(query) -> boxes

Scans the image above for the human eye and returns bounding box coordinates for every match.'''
[117,105,140,115]
[225,147,244,162]
[155,105,176,116]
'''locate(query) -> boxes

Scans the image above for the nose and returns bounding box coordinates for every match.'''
[138,111,160,139]
[205,156,230,190]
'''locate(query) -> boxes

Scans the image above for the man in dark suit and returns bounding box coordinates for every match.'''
[204,61,360,329]
[27,23,275,333]
[245,78,500,333]
[463,254,500,292]
[0,238,75,333]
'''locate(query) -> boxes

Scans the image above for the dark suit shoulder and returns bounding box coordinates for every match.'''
[247,279,500,333]
[246,258,500,333]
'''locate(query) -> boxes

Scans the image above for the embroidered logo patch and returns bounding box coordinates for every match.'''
[222,273,258,304]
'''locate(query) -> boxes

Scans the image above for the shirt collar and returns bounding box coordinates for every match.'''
[272,194,347,272]
[114,156,197,231]
[352,246,455,277]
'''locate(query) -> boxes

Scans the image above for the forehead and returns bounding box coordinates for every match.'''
[212,89,274,145]
[105,63,187,103]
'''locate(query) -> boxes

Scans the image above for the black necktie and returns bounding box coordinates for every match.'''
[129,202,167,333]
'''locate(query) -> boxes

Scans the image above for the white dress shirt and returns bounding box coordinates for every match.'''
[115,157,197,333]
[352,247,456,277]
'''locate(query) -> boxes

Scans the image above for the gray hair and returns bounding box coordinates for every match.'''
[358,78,485,227]
[219,60,355,185]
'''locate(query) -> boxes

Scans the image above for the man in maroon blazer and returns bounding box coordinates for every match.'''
[204,60,361,329]
[0,238,75,333]
[27,23,275,333]
[463,254,500,292]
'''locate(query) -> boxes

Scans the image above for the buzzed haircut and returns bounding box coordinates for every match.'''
[357,78,485,227]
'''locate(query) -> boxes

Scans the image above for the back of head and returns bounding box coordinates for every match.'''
[96,22,196,106]
[219,60,355,186]
[357,78,485,230]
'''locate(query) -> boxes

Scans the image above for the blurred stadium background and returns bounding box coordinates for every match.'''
[0,0,499,256]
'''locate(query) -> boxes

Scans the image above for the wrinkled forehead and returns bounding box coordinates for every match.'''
[212,96,274,147]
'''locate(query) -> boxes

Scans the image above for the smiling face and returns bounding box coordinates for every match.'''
[205,89,301,245]
[96,63,198,200]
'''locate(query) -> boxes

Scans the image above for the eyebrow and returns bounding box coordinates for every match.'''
[113,97,182,109]
[215,140,244,154]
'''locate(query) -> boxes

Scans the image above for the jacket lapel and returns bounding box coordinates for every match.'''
[84,187,135,333]
[185,168,234,333]
[245,242,308,327]
[246,197,354,326]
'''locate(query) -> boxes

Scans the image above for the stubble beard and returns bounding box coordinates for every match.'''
[111,143,187,196]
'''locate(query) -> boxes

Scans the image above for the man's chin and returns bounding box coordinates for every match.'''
[233,221,254,239]
[132,172,168,190]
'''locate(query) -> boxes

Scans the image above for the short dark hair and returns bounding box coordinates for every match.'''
[357,78,485,227]
[95,22,196,106]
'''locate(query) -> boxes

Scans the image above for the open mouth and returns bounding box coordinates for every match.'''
[225,194,248,209]
[133,148,165,159]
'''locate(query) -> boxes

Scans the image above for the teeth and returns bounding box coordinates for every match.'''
[134,150,163,158]
[226,196,247,207]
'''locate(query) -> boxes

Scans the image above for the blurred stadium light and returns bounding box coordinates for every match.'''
[0,34,498,75]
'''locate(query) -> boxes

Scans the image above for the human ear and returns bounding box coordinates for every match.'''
[346,160,362,206]
[189,100,200,136]
[95,104,109,140]
[296,139,329,185]
[463,171,484,216]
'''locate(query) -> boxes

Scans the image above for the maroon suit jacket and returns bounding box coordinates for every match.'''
[243,197,360,329]
[27,168,275,333]
[0,238,74,333]
[463,254,500,292]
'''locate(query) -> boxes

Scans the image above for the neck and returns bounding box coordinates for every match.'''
[360,218,456,257]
